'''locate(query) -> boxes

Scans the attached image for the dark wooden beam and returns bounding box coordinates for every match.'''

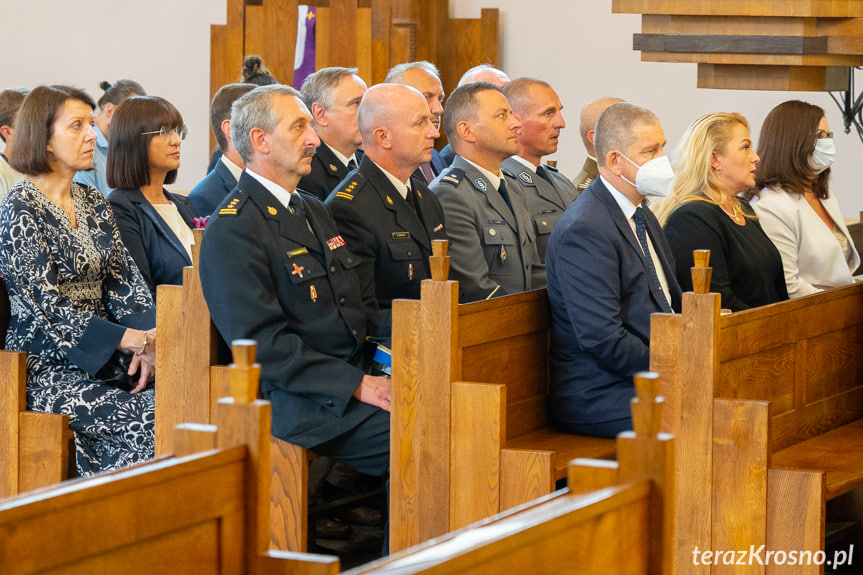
[633,33,829,55]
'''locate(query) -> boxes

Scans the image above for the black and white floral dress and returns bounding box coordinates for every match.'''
[0,180,156,476]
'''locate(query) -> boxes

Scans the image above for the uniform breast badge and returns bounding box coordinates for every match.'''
[310,285,318,302]
[291,263,305,278]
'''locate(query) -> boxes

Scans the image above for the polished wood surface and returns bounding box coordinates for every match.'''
[390,243,616,553]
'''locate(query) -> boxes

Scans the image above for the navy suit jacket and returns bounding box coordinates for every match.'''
[411,148,447,184]
[545,177,681,428]
[188,159,237,217]
[108,188,197,301]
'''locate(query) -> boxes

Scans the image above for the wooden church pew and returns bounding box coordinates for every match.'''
[651,250,863,574]
[0,276,72,499]
[156,228,310,552]
[350,373,673,575]
[390,240,617,552]
[0,339,340,575]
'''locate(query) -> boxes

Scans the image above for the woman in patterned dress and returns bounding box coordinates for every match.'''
[0,85,157,476]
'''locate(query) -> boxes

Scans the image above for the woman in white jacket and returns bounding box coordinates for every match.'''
[747,100,859,298]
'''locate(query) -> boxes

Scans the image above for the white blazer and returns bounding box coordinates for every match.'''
[750,186,860,298]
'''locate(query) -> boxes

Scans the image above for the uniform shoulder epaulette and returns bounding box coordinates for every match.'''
[544,164,560,173]
[218,191,248,216]
[500,164,517,179]
[333,172,367,202]
[436,168,465,187]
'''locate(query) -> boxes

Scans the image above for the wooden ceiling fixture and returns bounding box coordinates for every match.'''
[612,0,863,91]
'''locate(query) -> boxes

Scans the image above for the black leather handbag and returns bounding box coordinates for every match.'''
[94,350,141,393]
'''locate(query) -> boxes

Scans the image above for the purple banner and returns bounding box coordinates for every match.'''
[293,6,317,89]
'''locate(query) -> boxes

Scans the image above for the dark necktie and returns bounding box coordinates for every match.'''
[347,158,357,171]
[535,165,553,184]
[633,207,672,313]
[497,179,514,215]
[289,193,305,219]
[420,162,435,184]
[405,183,418,213]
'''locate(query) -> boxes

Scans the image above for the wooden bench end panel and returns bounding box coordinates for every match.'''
[18,412,71,493]
[500,448,554,512]
[767,468,825,571]
[0,350,27,497]
[268,437,309,552]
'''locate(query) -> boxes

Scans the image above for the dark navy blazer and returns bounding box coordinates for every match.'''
[108,188,197,301]
[545,177,681,431]
[188,159,237,217]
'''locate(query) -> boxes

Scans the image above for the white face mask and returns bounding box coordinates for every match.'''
[810,138,835,174]
[618,152,675,198]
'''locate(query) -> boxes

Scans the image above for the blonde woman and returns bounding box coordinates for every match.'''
[656,112,787,311]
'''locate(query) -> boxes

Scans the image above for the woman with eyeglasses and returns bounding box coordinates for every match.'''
[744,100,859,298]
[0,85,156,476]
[107,96,198,301]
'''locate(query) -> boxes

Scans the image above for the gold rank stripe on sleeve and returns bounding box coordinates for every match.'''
[335,192,354,201]
[219,208,237,215]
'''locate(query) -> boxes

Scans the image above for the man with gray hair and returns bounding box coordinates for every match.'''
[385,61,447,182]
[0,88,27,198]
[327,83,446,337]
[431,82,542,303]
[188,83,257,216]
[298,66,368,200]
[545,102,681,438]
[572,96,624,192]
[501,77,579,261]
[199,85,391,486]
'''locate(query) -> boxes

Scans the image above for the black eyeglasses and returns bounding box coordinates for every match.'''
[142,126,188,140]
[817,130,833,140]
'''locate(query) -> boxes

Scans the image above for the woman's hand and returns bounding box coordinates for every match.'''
[120,328,156,393]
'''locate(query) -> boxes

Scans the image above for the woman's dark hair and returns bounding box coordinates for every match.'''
[9,85,95,176]
[749,100,829,200]
[240,55,278,86]
[107,96,184,189]
[97,79,146,110]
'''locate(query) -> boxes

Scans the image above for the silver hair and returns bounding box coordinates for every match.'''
[300,66,361,112]
[384,61,441,83]
[594,103,659,168]
[231,84,303,163]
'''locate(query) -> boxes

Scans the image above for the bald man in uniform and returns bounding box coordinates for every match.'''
[327,84,447,337]
[572,97,623,193]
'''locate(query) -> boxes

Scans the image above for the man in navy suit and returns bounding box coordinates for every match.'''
[188,83,256,216]
[298,67,368,201]
[545,102,682,438]
[384,61,447,182]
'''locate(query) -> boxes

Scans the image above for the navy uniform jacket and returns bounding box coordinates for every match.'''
[298,142,363,202]
[199,172,381,448]
[188,159,238,217]
[108,188,197,301]
[326,156,447,335]
[545,177,681,429]
[430,155,542,303]
[502,157,580,261]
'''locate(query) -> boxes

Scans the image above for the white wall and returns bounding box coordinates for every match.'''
[452,1,862,219]
[0,0,225,191]
[1,0,860,215]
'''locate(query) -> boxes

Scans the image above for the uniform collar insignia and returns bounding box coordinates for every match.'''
[268,206,278,215]
[474,178,487,192]
[518,171,533,184]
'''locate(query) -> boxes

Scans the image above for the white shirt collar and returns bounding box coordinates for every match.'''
[462,157,502,190]
[324,142,356,168]
[220,154,243,182]
[511,155,537,173]
[245,168,296,209]
[373,161,411,200]
[600,175,640,220]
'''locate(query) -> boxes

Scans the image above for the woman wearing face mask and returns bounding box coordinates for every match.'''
[744,101,859,298]
[655,112,788,311]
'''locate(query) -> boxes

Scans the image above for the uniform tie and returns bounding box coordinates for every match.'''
[633,207,672,313]
[497,179,514,214]
[347,157,357,171]
[535,165,553,184]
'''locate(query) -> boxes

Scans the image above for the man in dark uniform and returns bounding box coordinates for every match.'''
[430,82,543,303]
[501,78,580,261]
[572,96,623,193]
[327,84,446,337]
[384,61,447,183]
[199,85,390,479]
[298,67,368,201]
